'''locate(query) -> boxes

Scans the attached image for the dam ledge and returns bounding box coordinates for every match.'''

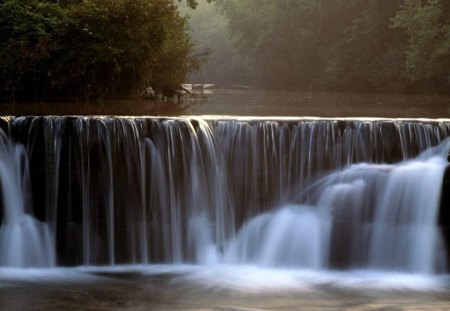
[2,115,450,121]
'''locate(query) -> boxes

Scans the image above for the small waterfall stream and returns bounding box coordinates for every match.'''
[0,117,449,274]
[0,129,54,267]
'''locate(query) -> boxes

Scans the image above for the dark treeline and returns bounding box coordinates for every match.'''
[189,0,449,94]
[0,0,197,102]
[1,0,448,102]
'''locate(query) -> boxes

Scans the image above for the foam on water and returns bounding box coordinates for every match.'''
[188,266,446,292]
[1,265,446,293]
[0,267,106,288]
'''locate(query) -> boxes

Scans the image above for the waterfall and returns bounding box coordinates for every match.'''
[223,205,331,269]
[0,130,54,267]
[0,117,448,273]
[222,140,449,273]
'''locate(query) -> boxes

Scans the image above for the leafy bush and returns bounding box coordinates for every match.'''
[208,0,449,93]
[392,0,450,89]
[0,0,68,101]
[0,0,196,101]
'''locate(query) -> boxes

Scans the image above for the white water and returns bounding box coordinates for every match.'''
[219,141,449,273]
[0,131,54,267]
[223,206,331,269]
[0,117,449,275]
[0,264,446,293]
[369,156,447,273]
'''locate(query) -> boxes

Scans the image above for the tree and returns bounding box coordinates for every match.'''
[392,0,450,89]
[54,0,195,99]
[0,0,68,101]
[0,0,197,101]
[206,0,448,93]
[210,0,407,91]
[322,0,406,92]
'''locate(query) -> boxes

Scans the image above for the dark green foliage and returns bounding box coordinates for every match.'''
[0,0,68,101]
[0,0,196,101]
[180,0,198,9]
[392,0,450,89]
[321,0,407,92]
[207,0,449,93]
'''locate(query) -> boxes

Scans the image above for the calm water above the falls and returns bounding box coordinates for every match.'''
[3,89,450,118]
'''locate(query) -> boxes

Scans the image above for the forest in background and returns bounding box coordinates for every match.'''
[187,0,450,94]
[0,0,449,103]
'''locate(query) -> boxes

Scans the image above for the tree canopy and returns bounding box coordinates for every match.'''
[392,0,450,87]
[0,0,196,102]
[193,0,449,93]
[1,0,448,101]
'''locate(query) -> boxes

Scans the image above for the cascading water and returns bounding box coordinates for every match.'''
[0,129,54,267]
[223,205,331,269]
[223,142,449,273]
[0,116,449,274]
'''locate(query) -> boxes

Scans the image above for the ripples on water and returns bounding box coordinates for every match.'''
[1,265,450,310]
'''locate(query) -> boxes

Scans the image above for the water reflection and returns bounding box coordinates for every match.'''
[4,89,450,118]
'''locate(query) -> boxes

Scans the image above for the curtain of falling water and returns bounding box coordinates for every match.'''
[0,127,54,267]
[0,117,449,271]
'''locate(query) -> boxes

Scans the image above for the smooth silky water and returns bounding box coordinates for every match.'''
[1,116,450,310]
